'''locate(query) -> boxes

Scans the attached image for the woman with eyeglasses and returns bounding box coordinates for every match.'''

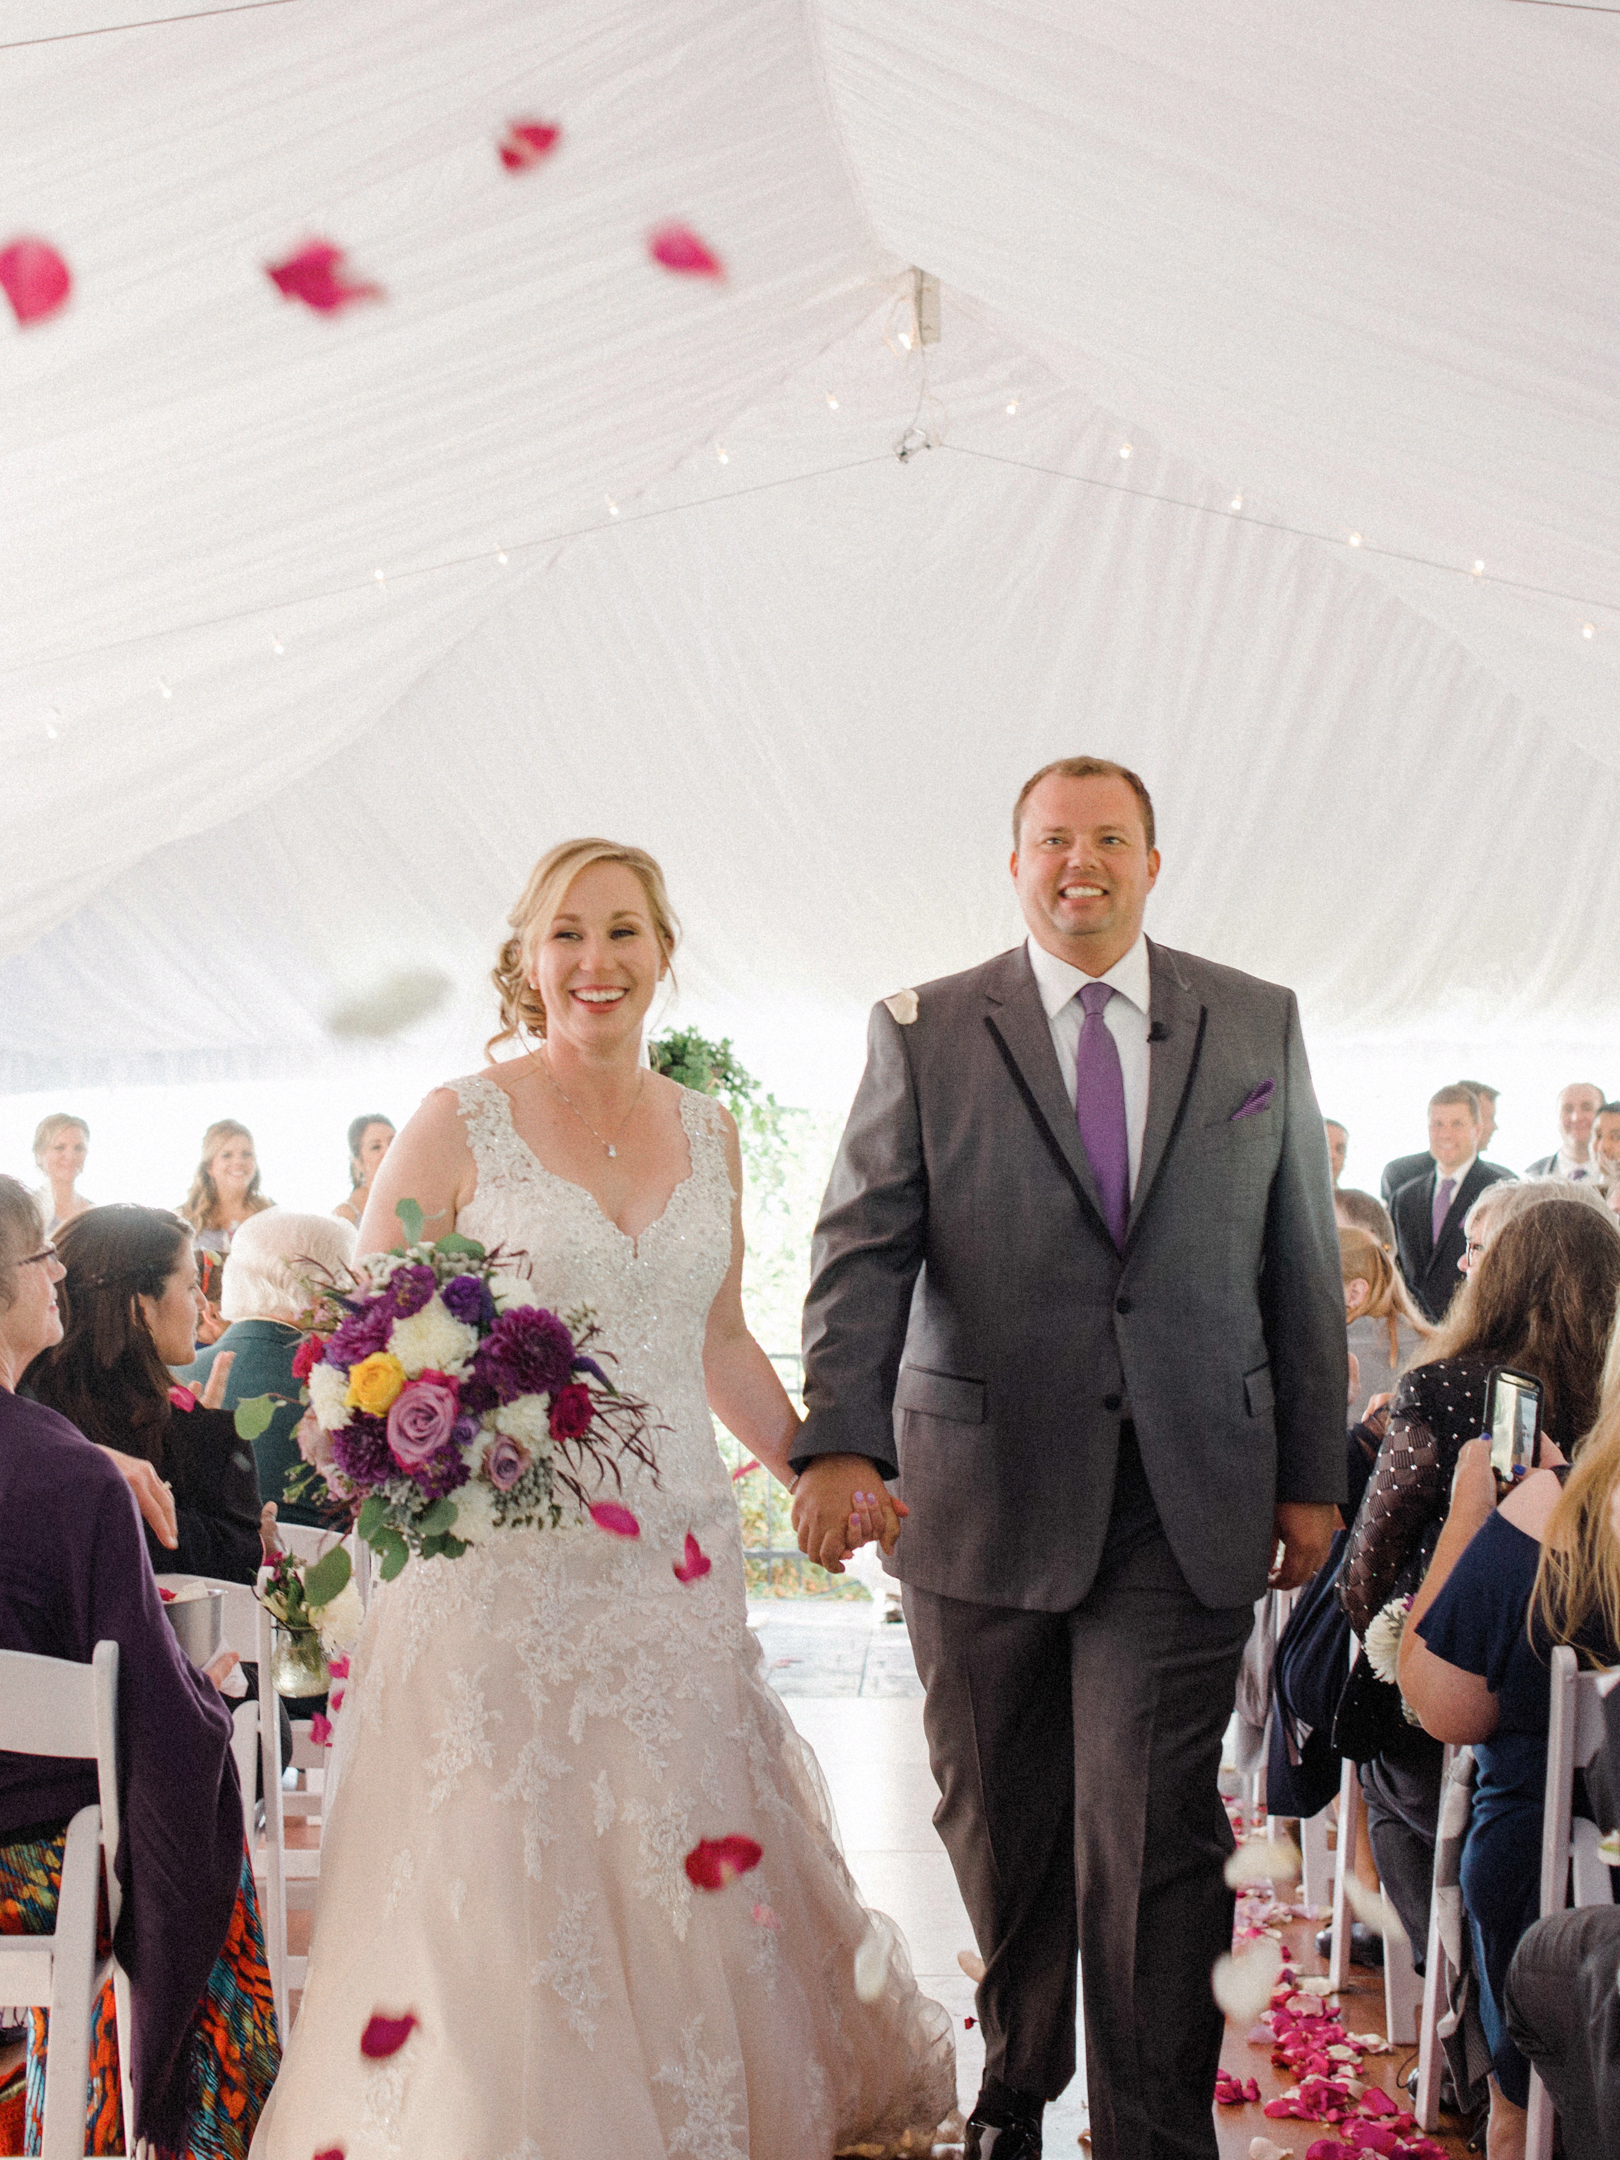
[0,1175,279,2156]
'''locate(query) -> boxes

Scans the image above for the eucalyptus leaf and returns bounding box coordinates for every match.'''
[433,1231,486,1260]
[356,1493,387,1541]
[302,1544,352,1608]
[395,1197,426,1248]
[439,1535,468,1561]
[376,1528,409,1582]
[420,1533,446,1560]
[417,1497,457,1537]
[233,1394,277,1441]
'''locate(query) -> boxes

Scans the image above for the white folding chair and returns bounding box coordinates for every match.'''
[1525,1647,1616,2160]
[1410,1744,1457,2132]
[0,1641,133,2160]
[275,1521,371,1609]
[254,1594,328,2035]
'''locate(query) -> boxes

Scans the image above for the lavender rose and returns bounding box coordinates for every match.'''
[485,1434,528,1492]
[386,1374,461,1470]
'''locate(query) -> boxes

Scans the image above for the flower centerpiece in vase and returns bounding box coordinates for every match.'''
[258,1541,363,1698]
[249,1199,660,1584]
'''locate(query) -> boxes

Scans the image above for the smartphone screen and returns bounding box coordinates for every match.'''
[1486,1367,1543,1480]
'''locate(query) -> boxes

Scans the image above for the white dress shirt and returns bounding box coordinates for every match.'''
[1554,1149,1594,1182]
[1026,932,1152,1196]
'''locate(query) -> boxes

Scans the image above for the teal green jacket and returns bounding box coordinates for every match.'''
[181,1319,327,1528]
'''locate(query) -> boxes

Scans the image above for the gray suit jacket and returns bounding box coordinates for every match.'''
[795,939,1347,1612]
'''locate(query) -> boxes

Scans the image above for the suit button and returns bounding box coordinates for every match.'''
[1115,1296,1132,1315]
[1103,1393,1122,1412]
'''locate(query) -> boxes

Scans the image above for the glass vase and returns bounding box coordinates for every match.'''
[270,1622,329,1700]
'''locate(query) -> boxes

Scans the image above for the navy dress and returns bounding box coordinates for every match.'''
[1417,1509,1619,2109]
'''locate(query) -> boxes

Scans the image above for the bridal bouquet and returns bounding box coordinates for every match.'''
[279,1200,659,1582]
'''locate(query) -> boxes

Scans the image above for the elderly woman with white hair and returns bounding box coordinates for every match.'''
[180,1208,355,1526]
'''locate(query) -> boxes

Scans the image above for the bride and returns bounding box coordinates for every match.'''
[250,839,956,2160]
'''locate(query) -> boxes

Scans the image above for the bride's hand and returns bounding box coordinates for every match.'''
[792,1454,908,1572]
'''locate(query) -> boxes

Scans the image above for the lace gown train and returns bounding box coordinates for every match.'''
[250,1077,955,2160]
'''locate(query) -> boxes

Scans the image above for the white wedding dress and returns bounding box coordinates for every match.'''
[251,1076,955,2160]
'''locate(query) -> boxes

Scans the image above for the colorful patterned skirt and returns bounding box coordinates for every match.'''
[0,1824,279,2158]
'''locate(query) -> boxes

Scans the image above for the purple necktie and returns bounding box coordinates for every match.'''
[1431,1176,1455,1245]
[1075,981,1129,1249]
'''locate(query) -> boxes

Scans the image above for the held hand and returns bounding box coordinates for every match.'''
[1268,1501,1339,1590]
[99,1446,179,1549]
[791,1454,908,1574]
[199,1349,235,1410]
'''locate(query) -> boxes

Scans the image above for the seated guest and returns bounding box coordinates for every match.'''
[29,1112,93,1234]
[1391,1085,1515,1321]
[1381,1079,1508,1206]
[1341,1226,1430,1423]
[181,1209,355,1528]
[1336,1185,1398,1256]
[1324,1117,1348,1187]
[0,1176,278,2156]
[1340,1200,1620,1962]
[1526,1080,1605,1180]
[26,1205,262,1583]
[333,1113,394,1227]
[1592,1101,1620,1193]
[1400,1360,1620,2160]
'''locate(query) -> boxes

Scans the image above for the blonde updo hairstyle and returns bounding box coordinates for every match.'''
[488,838,680,1057]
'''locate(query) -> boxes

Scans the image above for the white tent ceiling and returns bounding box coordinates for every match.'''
[4,0,1618,1101]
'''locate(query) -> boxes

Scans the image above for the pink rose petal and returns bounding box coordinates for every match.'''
[0,238,71,326]
[1359,2088,1397,2117]
[327,1656,351,1680]
[589,1501,640,1538]
[673,1531,712,1583]
[498,120,561,170]
[313,2148,345,2160]
[648,223,724,279]
[329,1687,345,1714]
[310,1712,333,1748]
[683,1833,762,1890]
[730,1458,760,1481]
[267,241,383,315]
[168,1384,197,1412]
[359,2011,417,2059]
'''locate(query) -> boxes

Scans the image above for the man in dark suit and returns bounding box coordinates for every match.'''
[1380,1079,1506,1206]
[791,757,1346,2160]
[1390,1085,1513,1321]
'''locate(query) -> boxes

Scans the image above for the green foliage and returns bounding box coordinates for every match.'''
[356,1493,387,1542]
[301,1543,352,1609]
[375,1527,409,1582]
[417,1497,458,1538]
[234,1394,276,1442]
[395,1197,426,1247]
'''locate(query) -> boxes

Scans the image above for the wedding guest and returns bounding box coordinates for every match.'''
[25,1205,262,1583]
[29,1111,92,1233]
[0,1175,278,2156]
[1400,1347,1620,2160]
[333,1113,394,1226]
[1390,1085,1513,1322]
[180,1118,272,1326]
[1336,1186,1398,1256]
[1324,1118,1348,1187]
[1381,1080,1509,1205]
[1592,1101,1620,1191]
[182,1209,355,1528]
[1340,1200,1620,1958]
[1526,1080,1606,1180]
[1341,1226,1430,1424]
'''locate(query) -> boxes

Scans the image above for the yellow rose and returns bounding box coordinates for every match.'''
[346,1351,406,1416]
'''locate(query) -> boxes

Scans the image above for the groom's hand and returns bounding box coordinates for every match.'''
[792,1454,907,1574]
[1268,1501,1339,1590]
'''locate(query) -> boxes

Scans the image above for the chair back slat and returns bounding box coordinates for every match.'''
[0,1644,103,1759]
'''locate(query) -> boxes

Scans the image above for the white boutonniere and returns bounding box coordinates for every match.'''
[883,989,919,1025]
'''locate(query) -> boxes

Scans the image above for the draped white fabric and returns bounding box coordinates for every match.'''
[4,0,1618,1096]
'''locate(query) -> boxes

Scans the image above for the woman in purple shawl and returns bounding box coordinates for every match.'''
[0,1177,278,2155]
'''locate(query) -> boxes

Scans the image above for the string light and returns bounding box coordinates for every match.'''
[1119,442,1132,459]
[1005,398,1020,416]
[495,548,509,564]
[1472,561,1485,576]
[605,495,620,517]
[825,393,839,409]
[374,568,387,589]
[157,677,173,698]
[1231,493,1244,511]
[43,708,60,741]
[1584,622,1596,638]
[897,329,913,351]
[1348,532,1363,547]
[715,443,729,464]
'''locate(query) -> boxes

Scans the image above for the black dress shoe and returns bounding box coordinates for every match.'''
[964,2117,1042,2159]
[1313,1918,1384,1969]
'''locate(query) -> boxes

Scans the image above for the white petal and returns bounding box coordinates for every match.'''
[1211,1937,1282,2023]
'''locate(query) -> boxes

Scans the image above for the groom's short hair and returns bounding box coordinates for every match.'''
[1013,757,1156,853]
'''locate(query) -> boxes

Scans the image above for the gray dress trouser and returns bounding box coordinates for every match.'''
[1505,1905,1620,2160]
[903,1430,1255,2160]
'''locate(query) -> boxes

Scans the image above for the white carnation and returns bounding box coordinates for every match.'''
[451,1480,500,1545]
[310,1579,364,1655]
[488,1271,539,1312]
[388,1295,478,1378]
[308,1360,350,1433]
[1363,1596,1409,1688]
[492,1395,554,1450]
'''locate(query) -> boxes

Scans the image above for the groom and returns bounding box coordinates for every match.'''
[792,758,1346,2160]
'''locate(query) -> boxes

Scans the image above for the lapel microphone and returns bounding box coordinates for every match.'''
[1147,1021,1169,1042]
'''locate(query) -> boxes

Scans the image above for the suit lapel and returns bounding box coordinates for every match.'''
[982,948,1112,1241]
[1126,943,1206,1242]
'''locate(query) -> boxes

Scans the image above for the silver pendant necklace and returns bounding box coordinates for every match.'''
[538,1051,645,1159]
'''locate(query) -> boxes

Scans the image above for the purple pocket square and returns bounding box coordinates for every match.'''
[1231,1080,1276,1120]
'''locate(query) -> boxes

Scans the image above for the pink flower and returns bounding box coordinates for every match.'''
[291,1334,326,1382]
[648,224,724,279]
[588,1501,639,1538]
[485,1434,528,1492]
[673,1532,712,1584]
[296,1407,335,1471]
[549,1383,593,1441]
[498,120,560,171]
[167,1384,197,1412]
[327,1656,351,1680]
[0,238,71,326]
[359,2011,417,2059]
[684,1834,762,1890]
[310,1712,333,1748]
[266,241,383,314]
[386,1375,459,1470]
